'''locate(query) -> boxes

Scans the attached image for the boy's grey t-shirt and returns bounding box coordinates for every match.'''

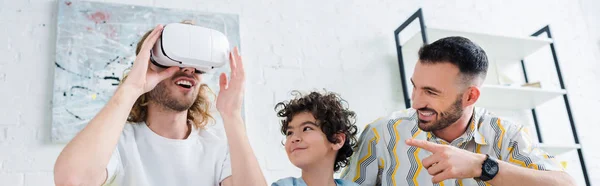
[103,122,232,186]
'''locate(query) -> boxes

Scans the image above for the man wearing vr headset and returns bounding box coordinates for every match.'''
[54,24,266,186]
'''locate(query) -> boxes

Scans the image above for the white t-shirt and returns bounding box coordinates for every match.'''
[103,122,232,186]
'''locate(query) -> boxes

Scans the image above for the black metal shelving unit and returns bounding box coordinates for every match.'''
[394,8,590,186]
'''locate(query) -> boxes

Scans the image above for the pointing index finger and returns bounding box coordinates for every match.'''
[406,138,443,153]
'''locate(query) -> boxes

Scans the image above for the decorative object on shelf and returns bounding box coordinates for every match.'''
[522,81,542,88]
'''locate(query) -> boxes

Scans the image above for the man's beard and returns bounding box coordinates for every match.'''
[417,96,464,132]
[146,75,197,112]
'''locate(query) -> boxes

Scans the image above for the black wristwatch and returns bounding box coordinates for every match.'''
[476,154,499,181]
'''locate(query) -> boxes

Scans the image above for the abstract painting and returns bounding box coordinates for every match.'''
[52,0,240,143]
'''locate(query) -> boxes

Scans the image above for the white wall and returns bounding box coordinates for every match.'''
[0,0,598,185]
[580,0,600,62]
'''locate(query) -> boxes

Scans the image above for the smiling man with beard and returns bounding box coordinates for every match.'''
[341,36,575,186]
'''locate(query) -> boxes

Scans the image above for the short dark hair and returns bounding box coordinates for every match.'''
[275,91,358,172]
[418,36,489,85]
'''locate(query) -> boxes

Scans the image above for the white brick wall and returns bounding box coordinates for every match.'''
[0,0,598,185]
[0,173,24,186]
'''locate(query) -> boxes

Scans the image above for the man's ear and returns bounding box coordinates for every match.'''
[462,86,480,107]
[332,133,346,151]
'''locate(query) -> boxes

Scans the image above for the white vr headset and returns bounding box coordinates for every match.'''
[150,23,230,73]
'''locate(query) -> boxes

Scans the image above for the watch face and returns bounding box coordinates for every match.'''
[484,160,499,175]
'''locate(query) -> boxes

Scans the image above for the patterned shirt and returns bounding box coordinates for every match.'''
[340,107,563,186]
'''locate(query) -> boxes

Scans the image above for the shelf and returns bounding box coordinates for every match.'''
[401,27,553,60]
[538,143,580,156]
[476,85,566,110]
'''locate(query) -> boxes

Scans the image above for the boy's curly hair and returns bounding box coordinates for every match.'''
[275,90,358,172]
